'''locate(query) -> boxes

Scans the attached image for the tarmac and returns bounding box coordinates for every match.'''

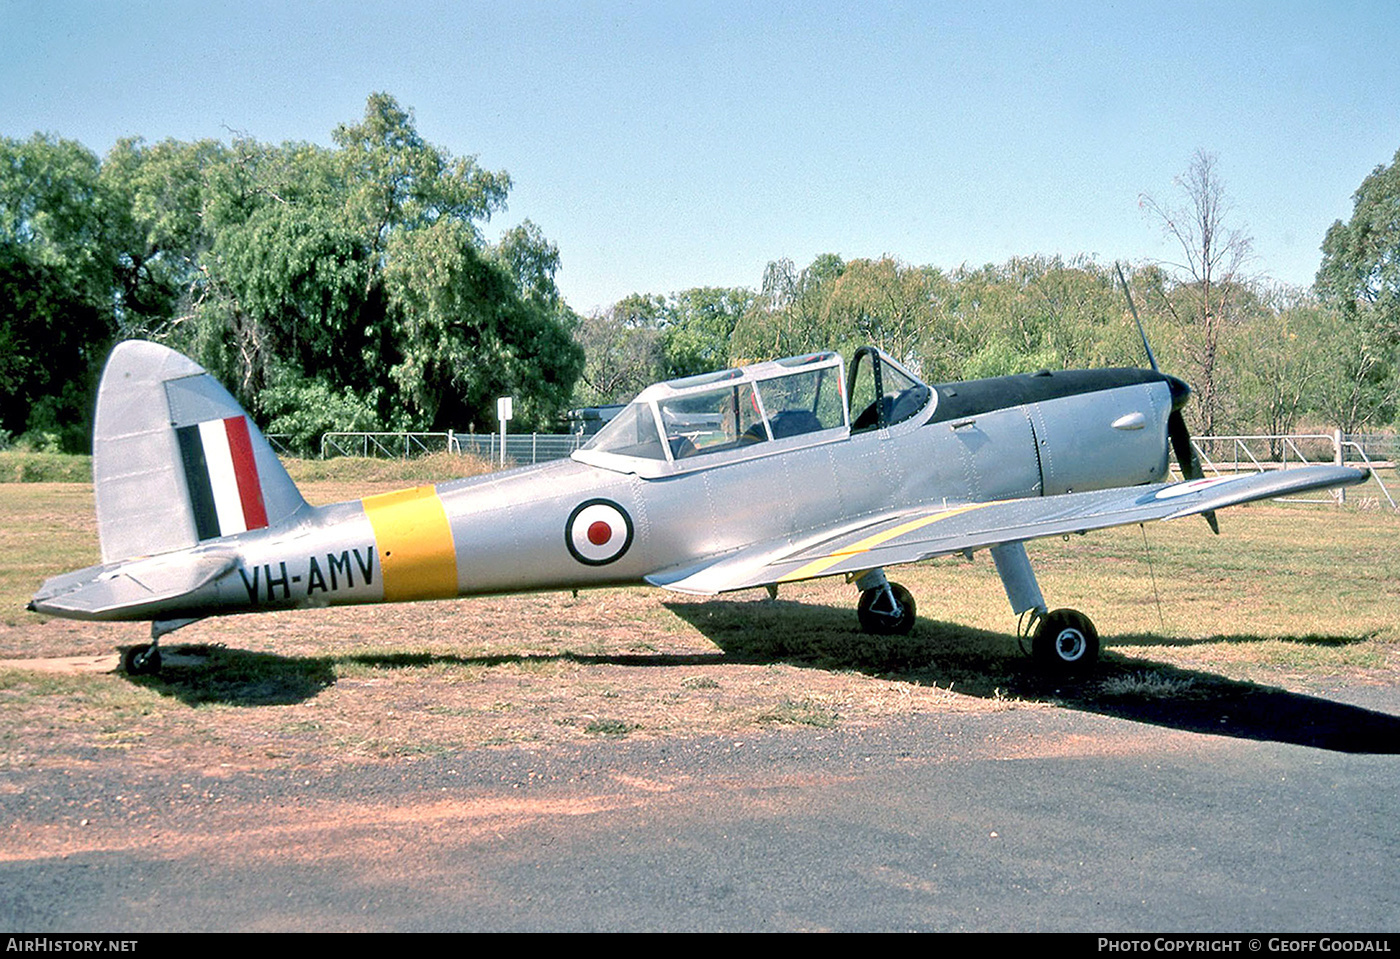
[3,683,1397,932]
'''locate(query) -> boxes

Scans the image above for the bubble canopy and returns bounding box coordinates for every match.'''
[574,349,934,477]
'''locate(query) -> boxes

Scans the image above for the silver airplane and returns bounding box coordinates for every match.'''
[29,339,1367,676]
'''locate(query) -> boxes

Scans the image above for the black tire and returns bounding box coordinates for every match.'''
[1032,608,1099,674]
[122,643,162,676]
[857,582,916,635]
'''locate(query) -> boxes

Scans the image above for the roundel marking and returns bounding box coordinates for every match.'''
[566,499,634,566]
[1154,476,1238,500]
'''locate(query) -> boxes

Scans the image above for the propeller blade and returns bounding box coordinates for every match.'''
[1117,264,1217,533]
[1116,262,1158,374]
[1168,409,1219,534]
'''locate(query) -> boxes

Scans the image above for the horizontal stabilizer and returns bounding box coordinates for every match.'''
[30,551,239,620]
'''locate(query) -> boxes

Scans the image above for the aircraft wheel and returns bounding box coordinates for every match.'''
[857,582,916,635]
[122,643,162,676]
[1032,608,1099,675]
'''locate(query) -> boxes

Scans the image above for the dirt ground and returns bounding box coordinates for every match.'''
[2,480,1397,778]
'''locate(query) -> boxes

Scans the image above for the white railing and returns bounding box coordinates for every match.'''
[452,432,581,465]
[318,430,582,466]
[321,431,458,459]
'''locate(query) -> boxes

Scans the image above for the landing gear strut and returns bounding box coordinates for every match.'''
[118,617,198,676]
[995,542,1101,675]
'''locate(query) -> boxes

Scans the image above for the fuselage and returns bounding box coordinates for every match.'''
[95,365,1181,622]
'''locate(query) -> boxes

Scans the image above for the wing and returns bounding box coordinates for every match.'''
[646,465,1368,596]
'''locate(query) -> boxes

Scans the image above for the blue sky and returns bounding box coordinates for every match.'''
[3,0,1398,313]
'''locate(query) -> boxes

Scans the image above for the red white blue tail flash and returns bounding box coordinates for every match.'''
[175,416,270,540]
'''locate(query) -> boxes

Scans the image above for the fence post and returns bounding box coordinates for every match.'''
[1334,428,1345,505]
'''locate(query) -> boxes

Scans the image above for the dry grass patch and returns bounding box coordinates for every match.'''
[2,469,1398,769]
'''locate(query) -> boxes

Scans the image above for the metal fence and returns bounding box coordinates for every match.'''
[265,434,297,457]
[315,430,582,466]
[321,431,461,459]
[452,432,581,465]
[291,427,1397,508]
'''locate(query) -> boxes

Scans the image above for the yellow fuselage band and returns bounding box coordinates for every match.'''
[362,486,459,601]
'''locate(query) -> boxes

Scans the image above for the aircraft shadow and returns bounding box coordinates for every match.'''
[118,644,730,708]
[119,645,339,707]
[664,600,1400,755]
[122,608,1400,756]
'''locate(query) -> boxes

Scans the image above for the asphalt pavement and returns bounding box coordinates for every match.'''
[3,685,1398,932]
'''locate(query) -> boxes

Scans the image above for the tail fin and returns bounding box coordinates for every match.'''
[93,341,307,563]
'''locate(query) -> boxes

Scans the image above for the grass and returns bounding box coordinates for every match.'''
[0,452,92,483]
[0,449,502,485]
[1099,670,1199,698]
[281,451,498,484]
[2,461,1398,767]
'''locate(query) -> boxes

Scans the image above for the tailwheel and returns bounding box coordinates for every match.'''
[121,643,162,676]
[857,582,916,635]
[1032,608,1099,675]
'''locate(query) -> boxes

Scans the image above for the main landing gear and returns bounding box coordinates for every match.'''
[851,543,1103,674]
[857,580,917,635]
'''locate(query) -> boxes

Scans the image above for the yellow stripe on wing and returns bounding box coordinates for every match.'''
[362,486,459,602]
[777,501,998,583]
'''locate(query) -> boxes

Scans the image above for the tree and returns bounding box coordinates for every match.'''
[731,254,845,362]
[658,286,753,378]
[1317,146,1400,339]
[571,286,753,406]
[944,256,1135,381]
[0,134,122,448]
[1140,151,1254,434]
[821,257,936,372]
[1315,146,1400,431]
[1236,288,1328,455]
[1311,312,1398,434]
[573,301,664,406]
[162,93,582,432]
[100,136,230,335]
[0,244,108,447]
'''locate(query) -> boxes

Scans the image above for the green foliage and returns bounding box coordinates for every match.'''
[573,304,664,406]
[732,254,847,362]
[590,244,1398,436]
[660,286,753,378]
[0,451,93,482]
[1314,147,1400,432]
[961,337,1062,380]
[260,367,382,456]
[0,134,121,451]
[0,94,584,447]
[1317,146,1400,338]
[572,287,751,405]
[7,113,1399,442]
[1310,310,1398,433]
